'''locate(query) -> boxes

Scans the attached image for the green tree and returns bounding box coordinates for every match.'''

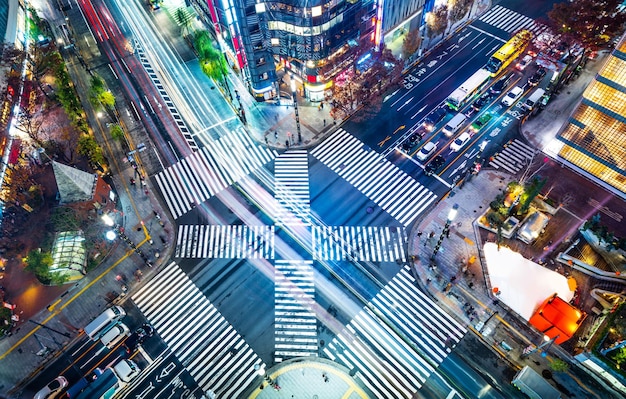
[25,249,54,284]
[77,134,105,165]
[109,124,124,142]
[549,358,570,372]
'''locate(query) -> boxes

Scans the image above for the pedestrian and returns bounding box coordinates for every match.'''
[323,119,326,126]
[274,131,278,139]
[275,114,278,122]
[429,231,435,239]
[417,231,423,237]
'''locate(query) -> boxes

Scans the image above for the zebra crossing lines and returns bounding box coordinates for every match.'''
[274,260,318,363]
[311,225,407,263]
[311,129,437,226]
[322,266,466,398]
[134,41,199,152]
[323,307,434,399]
[132,262,264,398]
[274,150,311,226]
[174,225,274,258]
[371,266,467,363]
[489,139,536,174]
[154,127,278,219]
[479,5,549,37]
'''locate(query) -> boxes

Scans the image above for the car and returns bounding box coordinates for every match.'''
[423,108,448,131]
[516,54,533,70]
[527,68,546,86]
[124,323,155,353]
[100,322,130,349]
[425,155,445,175]
[409,132,422,144]
[490,73,512,94]
[472,93,492,111]
[450,132,472,152]
[34,376,68,399]
[416,141,438,162]
[501,86,524,107]
[471,113,493,132]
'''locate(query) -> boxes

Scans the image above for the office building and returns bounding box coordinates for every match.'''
[554,33,626,198]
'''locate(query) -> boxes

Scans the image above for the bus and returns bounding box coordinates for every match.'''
[446,69,492,111]
[484,30,532,77]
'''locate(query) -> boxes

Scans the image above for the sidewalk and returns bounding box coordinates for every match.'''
[405,48,623,398]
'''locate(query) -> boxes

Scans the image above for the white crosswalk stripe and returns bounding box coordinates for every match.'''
[154,127,278,219]
[489,139,536,174]
[479,5,549,37]
[274,260,318,363]
[323,265,466,399]
[311,225,407,263]
[174,225,274,259]
[274,150,311,226]
[132,262,264,399]
[311,129,437,226]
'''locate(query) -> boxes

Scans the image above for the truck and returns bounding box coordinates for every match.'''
[512,366,561,399]
[74,360,140,399]
[84,306,126,340]
[75,369,120,399]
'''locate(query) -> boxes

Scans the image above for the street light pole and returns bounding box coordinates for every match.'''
[290,76,302,144]
[431,204,459,263]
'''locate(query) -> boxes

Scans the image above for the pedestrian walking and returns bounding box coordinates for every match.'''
[323,119,326,126]
[417,231,423,237]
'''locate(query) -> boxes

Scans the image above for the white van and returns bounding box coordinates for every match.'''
[523,88,546,111]
[517,211,550,244]
[113,359,140,383]
[84,306,126,340]
[100,322,130,348]
[442,113,467,137]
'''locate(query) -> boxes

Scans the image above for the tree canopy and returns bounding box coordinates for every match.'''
[546,0,626,51]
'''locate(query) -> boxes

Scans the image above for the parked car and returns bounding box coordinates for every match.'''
[501,86,524,107]
[490,73,512,94]
[472,92,492,111]
[471,113,493,132]
[124,324,155,353]
[34,376,68,399]
[527,68,546,86]
[416,141,438,162]
[516,54,533,70]
[425,155,445,175]
[423,107,448,131]
[450,132,472,152]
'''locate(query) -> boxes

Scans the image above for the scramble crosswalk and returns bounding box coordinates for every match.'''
[323,266,467,399]
[174,225,274,258]
[131,262,264,398]
[311,129,437,227]
[489,139,536,174]
[274,150,311,226]
[274,260,318,363]
[154,127,278,219]
[479,5,550,37]
[311,225,407,263]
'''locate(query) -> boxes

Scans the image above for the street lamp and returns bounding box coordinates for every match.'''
[290,76,302,144]
[431,204,459,263]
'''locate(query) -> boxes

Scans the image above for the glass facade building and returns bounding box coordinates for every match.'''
[555,33,626,197]
[191,0,378,101]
